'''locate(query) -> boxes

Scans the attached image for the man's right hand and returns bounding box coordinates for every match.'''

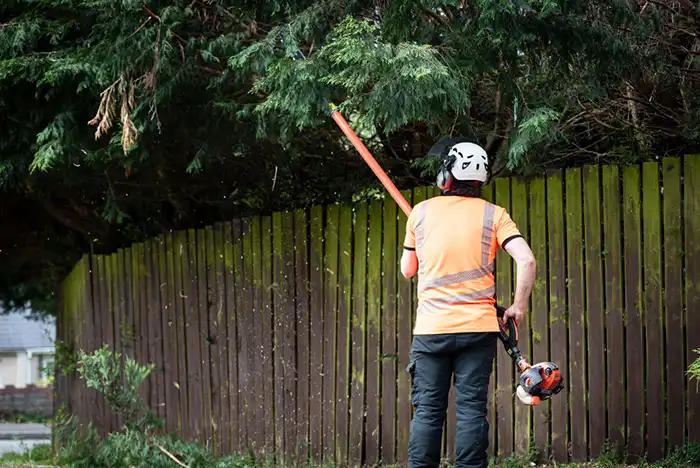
[503,304,526,327]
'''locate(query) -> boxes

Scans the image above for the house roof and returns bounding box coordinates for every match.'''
[0,310,55,352]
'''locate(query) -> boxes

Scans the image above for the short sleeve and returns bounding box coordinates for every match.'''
[403,212,416,250]
[495,208,522,248]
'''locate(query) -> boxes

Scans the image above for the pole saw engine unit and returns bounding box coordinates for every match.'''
[496,305,564,406]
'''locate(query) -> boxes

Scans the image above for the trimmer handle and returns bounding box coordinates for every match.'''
[495,304,518,349]
[495,304,530,372]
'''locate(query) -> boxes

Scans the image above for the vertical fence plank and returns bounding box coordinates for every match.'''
[336,205,353,466]
[564,168,587,461]
[323,205,340,462]
[81,258,90,422]
[144,243,158,418]
[381,198,398,465]
[74,259,85,423]
[529,176,550,459]
[130,248,142,423]
[55,280,65,419]
[511,176,532,457]
[583,165,605,459]
[252,216,270,456]
[295,209,311,464]
[662,157,685,450]
[113,252,126,430]
[495,177,514,460]
[154,240,167,425]
[223,221,240,452]
[196,230,213,446]
[247,217,262,454]
[205,226,222,453]
[240,218,255,452]
[366,200,383,465]
[120,249,134,359]
[115,250,126,358]
[163,234,180,435]
[185,230,202,440]
[685,155,700,443]
[94,255,107,432]
[255,217,270,456]
[91,255,106,434]
[602,164,625,452]
[60,269,70,417]
[213,225,230,454]
[622,166,644,461]
[138,244,150,431]
[260,216,275,456]
[642,162,664,460]
[85,258,93,421]
[309,206,325,459]
[67,259,78,423]
[130,247,144,422]
[84,258,93,421]
[282,212,298,462]
[173,232,190,439]
[350,202,368,464]
[122,250,133,363]
[232,220,248,451]
[547,170,568,462]
[76,263,85,419]
[149,236,167,418]
[255,217,267,453]
[158,236,176,434]
[106,252,118,430]
[273,213,287,458]
[396,189,413,464]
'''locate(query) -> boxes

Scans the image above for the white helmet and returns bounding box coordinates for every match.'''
[428,138,490,190]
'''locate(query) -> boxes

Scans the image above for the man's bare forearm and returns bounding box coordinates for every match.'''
[513,258,536,309]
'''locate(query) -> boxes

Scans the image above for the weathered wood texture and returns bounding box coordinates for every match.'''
[56,157,700,465]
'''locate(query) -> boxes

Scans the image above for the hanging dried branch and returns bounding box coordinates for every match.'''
[88,78,121,139]
[121,81,139,154]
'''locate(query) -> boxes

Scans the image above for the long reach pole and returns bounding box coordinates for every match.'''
[329,103,413,217]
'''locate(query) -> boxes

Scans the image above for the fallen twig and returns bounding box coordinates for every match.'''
[150,439,190,468]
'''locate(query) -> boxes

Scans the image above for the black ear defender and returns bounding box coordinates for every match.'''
[436,153,456,191]
[427,136,474,191]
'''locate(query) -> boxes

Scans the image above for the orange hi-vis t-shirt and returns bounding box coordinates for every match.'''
[403,195,522,335]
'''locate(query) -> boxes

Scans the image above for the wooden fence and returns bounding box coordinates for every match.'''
[56,155,700,465]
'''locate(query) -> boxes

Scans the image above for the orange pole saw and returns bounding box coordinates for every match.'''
[329,104,564,405]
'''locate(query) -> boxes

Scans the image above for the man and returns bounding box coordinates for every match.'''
[400,138,537,468]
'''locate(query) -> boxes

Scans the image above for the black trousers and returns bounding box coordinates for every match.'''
[407,332,498,468]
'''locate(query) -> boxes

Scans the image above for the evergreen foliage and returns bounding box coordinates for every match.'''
[1,0,699,314]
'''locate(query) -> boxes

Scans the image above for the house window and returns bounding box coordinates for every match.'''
[39,355,55,382]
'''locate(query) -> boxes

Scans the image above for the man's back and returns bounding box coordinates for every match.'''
[403,195,522,335]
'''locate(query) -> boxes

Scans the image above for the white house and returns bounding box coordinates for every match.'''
[0,311,55,388]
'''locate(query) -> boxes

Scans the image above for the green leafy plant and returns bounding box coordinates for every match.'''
[687,348,700,391]
[77,344,158,430]
[54,339,78,376]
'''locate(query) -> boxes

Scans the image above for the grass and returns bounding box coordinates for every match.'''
[3,441,699,468]
[0,443,54,466]
[491,442,700,467]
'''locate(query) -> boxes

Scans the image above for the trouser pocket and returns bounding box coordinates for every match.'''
[407,356,418,407]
